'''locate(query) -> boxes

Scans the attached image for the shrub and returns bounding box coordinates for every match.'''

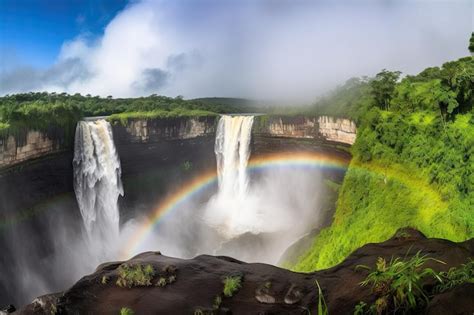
[116,263,155,288]
[223,276,242,297]
[355,251,444,314]
[435,259,474,293]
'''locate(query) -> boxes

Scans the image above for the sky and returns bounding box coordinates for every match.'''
[0,0,473,101]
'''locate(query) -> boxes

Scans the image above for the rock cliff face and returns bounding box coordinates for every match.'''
[18,228,474,315]
[0,131,60,169]
[317,116,357,145]
[112,116,217,143]
[254,115,356,145]
[0,115,357,170]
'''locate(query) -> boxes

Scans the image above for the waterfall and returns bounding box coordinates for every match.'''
[215,115,254,197]
[73,119,123,244]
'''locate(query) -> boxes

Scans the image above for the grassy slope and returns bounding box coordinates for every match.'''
[293,112,473,271]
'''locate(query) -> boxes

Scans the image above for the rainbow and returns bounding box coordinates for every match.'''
[121,151,350,258]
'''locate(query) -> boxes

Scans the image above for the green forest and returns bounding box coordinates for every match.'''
[0,94,258,137]
[293,55,474,271]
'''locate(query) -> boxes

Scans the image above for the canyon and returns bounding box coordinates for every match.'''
[0,115,354,306]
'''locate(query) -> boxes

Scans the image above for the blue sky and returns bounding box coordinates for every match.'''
[0,0,128,68]
[0,0,472,99]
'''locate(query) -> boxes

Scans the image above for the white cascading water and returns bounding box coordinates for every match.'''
[73,119,123,247]
[215,115,254,198]
[205,115,258,237]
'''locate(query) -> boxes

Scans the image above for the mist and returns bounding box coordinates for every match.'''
[1,0,472,102]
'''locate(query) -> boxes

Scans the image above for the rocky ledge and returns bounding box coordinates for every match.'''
[16,228,474,314]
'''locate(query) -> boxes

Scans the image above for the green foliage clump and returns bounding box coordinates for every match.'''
[0,122,10,132]
[222,276,242,297]
[101,275,109,284]
[434,259,474,293]
[354,252,444,314]
[116,263,155,288]
[370,69,401,110]
[120,307,134,315]
[156,277,167,287]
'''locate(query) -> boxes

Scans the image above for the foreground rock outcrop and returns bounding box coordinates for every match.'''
[17,228,474,314]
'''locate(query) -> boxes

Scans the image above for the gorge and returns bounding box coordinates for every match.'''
[0,114,354,307]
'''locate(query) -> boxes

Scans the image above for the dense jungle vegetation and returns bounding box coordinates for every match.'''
[293,54,474,271]
[0,94,257,137]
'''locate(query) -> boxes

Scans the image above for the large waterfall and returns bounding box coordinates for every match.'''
[204,115,256,237]
[73,119,123,244]
[215,115,254,197]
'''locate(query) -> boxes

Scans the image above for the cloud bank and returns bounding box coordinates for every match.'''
[1,0,472,101]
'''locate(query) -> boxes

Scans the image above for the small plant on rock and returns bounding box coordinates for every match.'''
[223,275,242,297]
[156,277,167,287]
[116,263,155,288]
[355,251,444,314]
[213,295,222,309]
[168,275,177,284]
[101,275,109,284]
[120,307,134,315]
[434,259,474,293]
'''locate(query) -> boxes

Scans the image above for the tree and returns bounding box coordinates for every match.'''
[469,32,474,54]
[370,70,401,110]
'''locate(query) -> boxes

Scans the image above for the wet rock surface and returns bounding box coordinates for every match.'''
[18,228,474,314]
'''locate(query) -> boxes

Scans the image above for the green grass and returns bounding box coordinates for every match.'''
[292,158,472,272]
[108,108,217,126]
[116,263,155,288]
[315,280,329,315]
[222,276,242,297]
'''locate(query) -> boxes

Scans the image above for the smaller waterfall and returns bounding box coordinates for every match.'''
[215,115,254,197]
[73,119,123,244]
[204,115,256,237]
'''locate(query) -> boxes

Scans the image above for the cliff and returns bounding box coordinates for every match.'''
[18,228,474,315]
[111,116,217,143]
[0,131,63,169]
[254,115,356,145]
[0,115,356,170]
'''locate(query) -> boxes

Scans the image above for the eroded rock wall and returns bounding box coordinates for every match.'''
[0,131,62,169]
[254,115,356,145]
[317,116,357,145]
[0,115,356,170]
[112,116,217,144]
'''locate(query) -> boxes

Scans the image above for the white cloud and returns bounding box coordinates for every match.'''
[1,0,472,101]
